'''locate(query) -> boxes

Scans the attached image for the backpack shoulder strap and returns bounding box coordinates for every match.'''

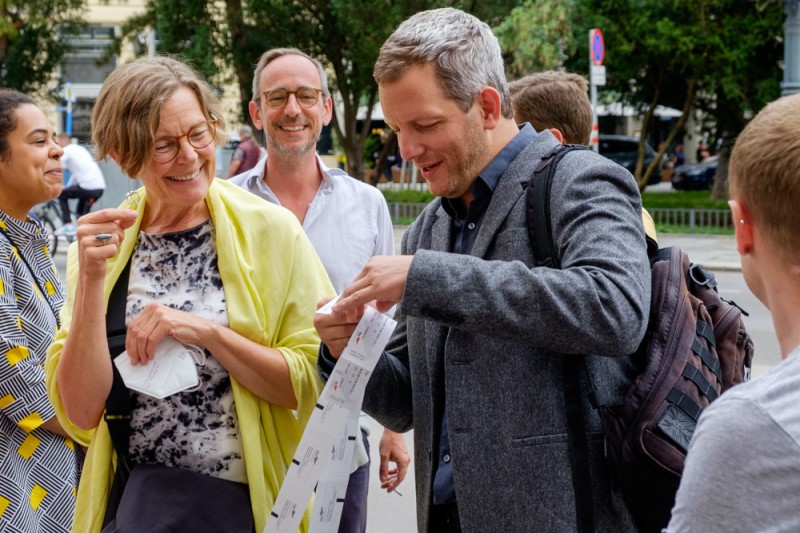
[104,259,133,477]
[526,143,593,533]
[527,144,589,268]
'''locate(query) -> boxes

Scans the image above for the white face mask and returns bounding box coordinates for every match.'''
[114,337,205,399]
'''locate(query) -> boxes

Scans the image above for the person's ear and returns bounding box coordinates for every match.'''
[478,87,502,130]
[548,128,566,144]
[249,100,264,130]
[321,93,333,127]
[729,199,753,255]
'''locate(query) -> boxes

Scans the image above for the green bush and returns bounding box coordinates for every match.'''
[381,187,728,211]
[380,188,435,203]
[641,190,729,210]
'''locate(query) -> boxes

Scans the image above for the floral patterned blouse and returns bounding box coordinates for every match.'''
[125,220,246,482]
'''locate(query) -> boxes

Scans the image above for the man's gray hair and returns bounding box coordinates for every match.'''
[374,8,512,118]
[251,47,330,102]
[239,124,253,139]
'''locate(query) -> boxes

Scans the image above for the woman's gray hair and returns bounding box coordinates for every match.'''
[374,8,513,118]
[251,48,330,102]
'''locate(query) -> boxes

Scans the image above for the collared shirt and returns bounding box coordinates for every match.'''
[230,154,395,292]
[432,123,537,505]
[231,154,394,474]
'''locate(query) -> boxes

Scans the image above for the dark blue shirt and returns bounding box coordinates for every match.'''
[432,124,536,504]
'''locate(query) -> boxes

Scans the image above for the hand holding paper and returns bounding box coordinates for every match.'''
[113,337,204,399]
[315,295,361,359]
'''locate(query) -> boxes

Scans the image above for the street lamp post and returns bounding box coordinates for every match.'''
[783,0,800,95]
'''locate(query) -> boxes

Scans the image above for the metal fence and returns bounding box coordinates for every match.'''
[647,208,733,234]
[388,203,734,234]
[388,202,430,224]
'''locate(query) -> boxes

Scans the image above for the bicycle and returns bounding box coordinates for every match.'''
[34,193,102,255]
[32,200,71,255]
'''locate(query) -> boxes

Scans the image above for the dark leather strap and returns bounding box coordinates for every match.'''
[104,260,133,477]
[681,364,718,402]
[692,338,722,382]
[666,388,702,422]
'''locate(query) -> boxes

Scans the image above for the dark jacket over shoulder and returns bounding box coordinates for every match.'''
[347,131,648,532]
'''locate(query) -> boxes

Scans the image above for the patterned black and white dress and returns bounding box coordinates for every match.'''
[0,210,80,532]
[125,220,246,482]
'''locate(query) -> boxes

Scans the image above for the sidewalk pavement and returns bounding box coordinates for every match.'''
[392,226,741,272]
[656,234,741,272]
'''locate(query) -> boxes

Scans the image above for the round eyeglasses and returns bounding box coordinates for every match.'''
[260,87,323,109]
[152,118,217,164]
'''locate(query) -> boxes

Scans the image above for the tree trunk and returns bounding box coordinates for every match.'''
[224,0,253,132]
[637,78,698,191]
[371,130,398,186]
[710,139,734,201]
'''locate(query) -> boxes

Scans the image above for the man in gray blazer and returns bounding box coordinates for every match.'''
[316,8,650,532]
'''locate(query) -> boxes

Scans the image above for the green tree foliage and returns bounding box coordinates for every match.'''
[0,0,86,94]
[581,0,784,192]
[116,0,523,179]
[497,0,783,194]
[495,0,582,79]
[696,0,784,199]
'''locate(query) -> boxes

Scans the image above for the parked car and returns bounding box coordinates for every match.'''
[671,154,718,190]
[598,134,662,185]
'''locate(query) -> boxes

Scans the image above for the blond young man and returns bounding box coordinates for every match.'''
[509,71,592,145]
[509,70,658,248]
[667,93,800,531]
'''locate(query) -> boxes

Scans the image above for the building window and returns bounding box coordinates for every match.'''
[62,24,117,84]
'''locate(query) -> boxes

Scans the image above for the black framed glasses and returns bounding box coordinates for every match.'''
[260,87,323,109]
[152,118,217,164]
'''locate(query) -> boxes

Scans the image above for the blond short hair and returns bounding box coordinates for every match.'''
[509,71,592,146]
[729,93,800,255]
[91,56,226,178]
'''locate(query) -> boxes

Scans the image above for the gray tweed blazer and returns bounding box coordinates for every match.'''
[361,130,649,532]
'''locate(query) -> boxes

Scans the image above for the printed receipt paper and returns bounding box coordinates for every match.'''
[265,297,397,533]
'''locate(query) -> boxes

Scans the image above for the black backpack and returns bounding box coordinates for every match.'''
[526,145,755,533]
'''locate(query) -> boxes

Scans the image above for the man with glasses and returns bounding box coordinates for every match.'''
[230,47,410,533]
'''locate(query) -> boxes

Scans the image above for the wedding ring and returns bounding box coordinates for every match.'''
[95,233,112,242]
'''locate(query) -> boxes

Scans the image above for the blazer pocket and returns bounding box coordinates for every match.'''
[510,432,569,448]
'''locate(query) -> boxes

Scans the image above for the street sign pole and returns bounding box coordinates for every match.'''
[64,82,75,136]
[589,28,606,152]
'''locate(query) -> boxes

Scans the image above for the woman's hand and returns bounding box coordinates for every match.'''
[76,208,137,280]
[125,302,212,366]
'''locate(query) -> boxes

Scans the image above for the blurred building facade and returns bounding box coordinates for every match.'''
[45,0,242,142]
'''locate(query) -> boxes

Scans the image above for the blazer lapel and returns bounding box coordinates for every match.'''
[430,203,453,252]
[471,132,560,258]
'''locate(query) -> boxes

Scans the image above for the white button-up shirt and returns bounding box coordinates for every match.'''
[230,155,395,293]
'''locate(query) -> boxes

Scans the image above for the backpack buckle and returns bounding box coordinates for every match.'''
[689,263,717,291]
